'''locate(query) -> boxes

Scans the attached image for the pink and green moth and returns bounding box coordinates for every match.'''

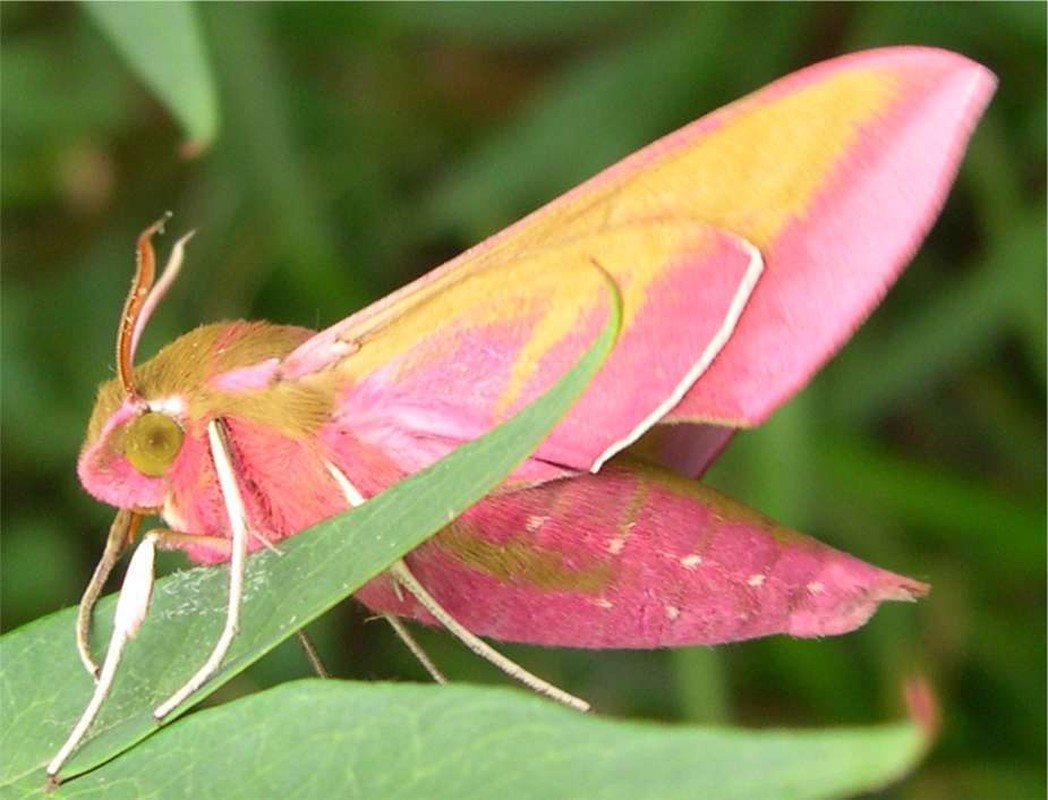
[48,46,995,779]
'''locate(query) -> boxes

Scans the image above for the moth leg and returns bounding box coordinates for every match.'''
[383,614,447,684]
[249,528,282,554]
[147,528,280,557]
[389,559,591,713]
[321,459,447,684]
[325,456,556,693]
[76,509,140,679]
[153,419,249,720]
[324,456,588,709]
[295,629,329,679]
[48,530,159,783]
[150,530,233,555]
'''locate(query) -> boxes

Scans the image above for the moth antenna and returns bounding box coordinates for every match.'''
[76,510,141,678]
[131,229,196,355]
[153,419,249,720]
[118,213,172,398]
[48,527,157,781]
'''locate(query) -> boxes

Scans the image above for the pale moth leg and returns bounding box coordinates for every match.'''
[152,419,249,720]
[103,527,312,680]
[323,459,589,712]
[48,531,159,781]
[383,613,447,684]
[76,509,139,678]
[295,629,330,679]
[322,460,441,677]
[147,528,281,557]
[389,559,590,712]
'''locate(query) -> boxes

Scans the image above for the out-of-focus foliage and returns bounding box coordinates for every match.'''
[81,2,218,149]
[2,4,1043,798]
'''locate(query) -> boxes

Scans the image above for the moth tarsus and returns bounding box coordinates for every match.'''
[47,531,157,778]
[294,629,331,679]
[389,559,591,713]
[383,614,447,684]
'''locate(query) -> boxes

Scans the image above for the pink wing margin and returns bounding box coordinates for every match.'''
[665,47,997,426]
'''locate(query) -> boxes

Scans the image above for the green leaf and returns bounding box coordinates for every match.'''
[81,1,219,150]
[10,681,928,799]
[0,294,620,789]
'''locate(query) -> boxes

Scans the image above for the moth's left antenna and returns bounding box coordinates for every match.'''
[118,213,171,398]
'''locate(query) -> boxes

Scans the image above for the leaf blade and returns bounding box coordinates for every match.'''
[17,681,928,800]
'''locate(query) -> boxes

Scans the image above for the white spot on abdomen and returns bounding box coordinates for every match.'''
[525,515,548,533]
[747,574,765,587]
[680,554,702,570]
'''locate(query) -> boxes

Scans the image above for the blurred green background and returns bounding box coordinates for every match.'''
[2,3,1044,797]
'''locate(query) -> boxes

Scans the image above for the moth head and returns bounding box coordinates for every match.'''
[78,216,198,511]
[78,218,323,510]
[79,396,194,510]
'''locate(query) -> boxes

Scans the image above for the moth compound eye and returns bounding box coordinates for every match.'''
[124,412,184,477]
